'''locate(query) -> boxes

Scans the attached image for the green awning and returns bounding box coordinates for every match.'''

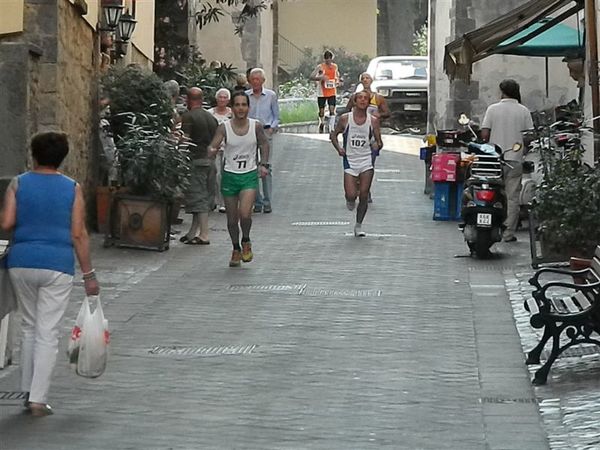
[444,0,584,82]
[497,18,583,57]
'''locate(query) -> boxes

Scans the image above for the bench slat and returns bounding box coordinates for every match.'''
[562,295,582,313]
[574,290,592,310]
[550,297,566,313]
[526,298,539,315]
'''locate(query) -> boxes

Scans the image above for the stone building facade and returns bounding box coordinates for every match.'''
[429,0,580,131]
[378,0,427,56]
[0,0,97,191]
[0,0,154,203]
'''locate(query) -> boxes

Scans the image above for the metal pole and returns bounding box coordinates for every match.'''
[585,0,600,160]
[545,57,549,98]
[272,0,279,91]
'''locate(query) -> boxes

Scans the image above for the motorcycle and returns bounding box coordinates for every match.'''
[456,115,509,258]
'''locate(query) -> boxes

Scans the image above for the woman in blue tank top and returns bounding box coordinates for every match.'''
[0,131,100,417]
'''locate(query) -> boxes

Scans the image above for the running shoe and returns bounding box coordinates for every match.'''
[218,206,226,213]
[354,223,366,237]
[241,241,253,262]
[346,199,356,211]
[229,250,242,267]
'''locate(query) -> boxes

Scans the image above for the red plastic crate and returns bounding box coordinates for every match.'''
[431,153,460,182]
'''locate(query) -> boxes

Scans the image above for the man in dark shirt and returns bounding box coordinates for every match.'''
[180,87,218,244]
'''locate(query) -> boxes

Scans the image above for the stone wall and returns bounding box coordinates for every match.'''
[56,0,97,193]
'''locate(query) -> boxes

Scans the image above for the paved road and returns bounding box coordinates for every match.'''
[0,134,546,449]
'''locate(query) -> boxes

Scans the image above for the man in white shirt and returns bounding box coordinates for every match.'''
[481,79,534,242]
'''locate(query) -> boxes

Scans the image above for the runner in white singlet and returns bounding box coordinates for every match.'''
[330,91,383,237]
[223,118,259,174]
[208,92,270,267]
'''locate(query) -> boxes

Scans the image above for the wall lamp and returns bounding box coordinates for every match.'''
[99,1,137,59]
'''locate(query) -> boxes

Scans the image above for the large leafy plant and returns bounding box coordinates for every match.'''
[115,114,192,200]
[101,65,173,140]
[534,147,600,256]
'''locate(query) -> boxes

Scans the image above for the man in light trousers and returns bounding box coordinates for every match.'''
[481,79,534,242]
[246,68,279,214]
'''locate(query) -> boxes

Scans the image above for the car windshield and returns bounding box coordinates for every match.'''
[374,60,428,80]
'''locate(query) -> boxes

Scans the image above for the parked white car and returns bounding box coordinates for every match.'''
[360,55,428,128]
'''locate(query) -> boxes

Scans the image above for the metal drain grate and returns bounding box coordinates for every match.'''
[148,344,257,357]
[303,287,382,298]
[480,397,537,404]
[469,265,522,272]
[343,232,408,238]
[0,391,27,401]
[375,169,402,173]
[541,345,600,360]
[292,221,350,226]
[229,284,306,293]
[228,284,381,298]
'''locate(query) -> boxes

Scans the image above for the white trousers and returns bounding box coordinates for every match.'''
[9,268,72,404]
[502,162,523,238]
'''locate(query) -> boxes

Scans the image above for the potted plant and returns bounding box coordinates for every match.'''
[532,146,600,261]
[100,63,192,251]
[98,65,177,237]
[103,113,192,251]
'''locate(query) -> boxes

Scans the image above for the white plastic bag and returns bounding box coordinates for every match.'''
[70,296,109,378]
[67,297,88,366]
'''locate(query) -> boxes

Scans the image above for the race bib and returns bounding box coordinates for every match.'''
[325,80,335,89]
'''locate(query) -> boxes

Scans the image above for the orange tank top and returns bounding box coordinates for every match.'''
[320,63,338,97]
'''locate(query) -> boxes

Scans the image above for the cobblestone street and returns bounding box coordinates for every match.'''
[0,133,555,449]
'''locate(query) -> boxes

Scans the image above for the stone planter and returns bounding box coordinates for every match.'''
[104,194,171,252]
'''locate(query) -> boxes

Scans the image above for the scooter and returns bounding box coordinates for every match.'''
[459,141,508,258]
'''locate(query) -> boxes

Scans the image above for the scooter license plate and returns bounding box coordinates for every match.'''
[477,213,492,227]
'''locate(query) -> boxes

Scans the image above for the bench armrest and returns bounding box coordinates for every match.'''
[538,279,600,303]
[529,267,591,290]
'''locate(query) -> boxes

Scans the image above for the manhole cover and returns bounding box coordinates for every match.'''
[541,344,600,360]
[148,344,257,357]
[0,391,27,401]
[302,287,382,298]
[229,284,306,294]
[292,221,350,226]
[480,397,537,404]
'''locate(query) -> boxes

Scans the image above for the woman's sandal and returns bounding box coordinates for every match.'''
[29,402,54,417]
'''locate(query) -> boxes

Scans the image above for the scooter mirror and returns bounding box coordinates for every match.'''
[512,142,523,152]
[458,114,470,126]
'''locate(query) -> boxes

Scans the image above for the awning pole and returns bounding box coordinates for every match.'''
[545,57,549,98]
[585,0,600,161]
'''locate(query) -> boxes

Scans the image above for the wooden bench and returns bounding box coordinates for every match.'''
[525,246,600,385]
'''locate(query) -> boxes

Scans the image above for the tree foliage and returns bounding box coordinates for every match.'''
[412,22,428,56]
[195,0,267,34]
[178,56,239,106]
